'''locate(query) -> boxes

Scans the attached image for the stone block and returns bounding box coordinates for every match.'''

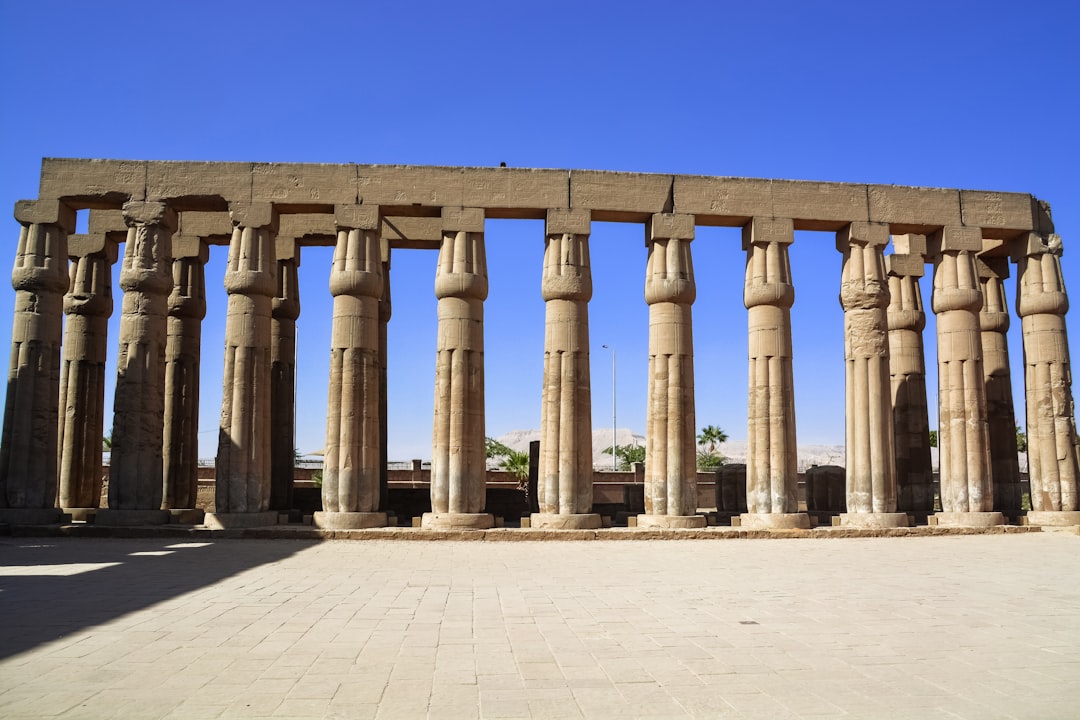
[251,162,358,206]
[122,201,177,230]
[88,209,125,234]
[146,161,252,209]
[930,226,982,253]
[229,202,277,229]
[381,216,442,248]
[462,167,567,214]
[975,256,1010,280]
[278,213,336,242]
[647,213,695,241]
[891,233,928,256]
[837,221,889,249]
[441,206,484,233]
[171,236,209,262]
[14,198,77,231]
[772,179,868,229]
[673,175,771,224]
[334,204,380,230]
[177,211,231,239]
[40,158,147,207]
[868,185,962,228]
[960,190,1035,235]
[357,165,464,207]
[742,217,794,249]
[570,170,673,221]
[68,234,120,262]
[275,237,299,262]
[546,208,591,236]
[1014,231,1055,258]
[884,253,925,278]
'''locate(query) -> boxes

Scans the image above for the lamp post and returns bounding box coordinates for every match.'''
[602,344,616,471]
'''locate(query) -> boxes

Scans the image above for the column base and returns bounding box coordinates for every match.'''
[0,508,66,525]
[636,514,707,529]
[737,512,811,530]
[1023,510,1080,527]
[168,508,205,525]
[95,509,171,526]
[530,513,602,530]
[312,511,387,529]
[202,511,279,529]
[836,512,910,529]
[931,511,1005,527]
[420,512,494,530]
[61,507,98,522]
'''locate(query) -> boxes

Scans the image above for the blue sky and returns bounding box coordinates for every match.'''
[1,0,1077,462]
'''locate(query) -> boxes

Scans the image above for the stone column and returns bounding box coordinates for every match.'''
[378,248,391,514]
[978,256,1022,518]
[740,217,809,529]
[424,207,493,529]
[885,235,934,514]
[207,203,278,528]
[57,235,117,519]
[533,208,600,530]
[269,239,300,515]
[99,201,175,526]
[930,226,1002,526]
[836,222,907,527]
[640,213,705,529]
[0,200,73,524]
[161,236,207,522]
[1015,232,1080,525]
[315,205,387,529]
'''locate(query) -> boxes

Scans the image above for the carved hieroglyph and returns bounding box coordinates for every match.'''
[1,200,73,515]
[427,208,492,528]
[214,203,277,517]
[271,243,300,512]
[58,246,115,510]
[886,237,934,512]
[108,202,175,513]
[320,206,384,524]
[978,257,1022,515]
[641,213,702,527]
[837,222,901,520]
[1016,233,1079,515]
[931,227,996,519]
[535,209,598,528]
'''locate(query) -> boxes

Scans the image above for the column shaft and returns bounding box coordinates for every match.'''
[0,200,73,515]
[270,249,300,512]
[378,254,391,513]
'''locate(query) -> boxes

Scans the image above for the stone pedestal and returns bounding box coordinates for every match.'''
[430,208,489,519]
[1024,510,1080,527]
[95,508,171,526]
[421,512,494,530]
[738,513,811,530]
[837,512,909,528]
[530,512,601,530]
[932,511,1004,527]
[0,508,66,525]
[636,514,707,529]
[203,511,279,529]
[643,214,701,522]
[538,209,596,519]
[1,200,73,519]
[313,511,387,529]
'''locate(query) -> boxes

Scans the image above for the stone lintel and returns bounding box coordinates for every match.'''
[68,234,120,263]
[975,255,1010,280]
[545,208,591,236]
[122,201,177,231]
[891,233,927,257]
[647,213,695,243]
[960,190,1037,237]
[178,211,231,239]
[571,170,673,222]
[381,216,442,249]
[742,217,794,250]
[88,209,125,235]
[172,235,210,263]
[836,221,889,251]
[229,202,278,230]
[334,204,380,230]
[884,253,925,278]
[929,226,982,254]
[14,198,77,231]
[441,207,484,233]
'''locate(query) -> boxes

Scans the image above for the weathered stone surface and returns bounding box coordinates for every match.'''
[270,247,300,512]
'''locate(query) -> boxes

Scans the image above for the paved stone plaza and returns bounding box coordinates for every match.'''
[1,533,1078,719]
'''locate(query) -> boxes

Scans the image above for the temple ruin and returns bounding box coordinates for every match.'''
[1,159,1077,531]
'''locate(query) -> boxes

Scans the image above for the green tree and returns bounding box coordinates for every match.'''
[696,425,728,470]
[485,437,529,482]
[928,430,938,448]
[102,433,112,451]
[1016,425,1027,453]
[601,444,645,471]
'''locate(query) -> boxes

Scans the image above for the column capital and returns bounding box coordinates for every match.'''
[885,253,925,279]
[14,198,76,232]
[171,235,210,263]
[335,204,379,231]
[123,201,177,231]
[546,208,590,236]
[441,207,485,233]
[229,202,278,231]
[929,226,981,254]
[892,233,927,257]
[976,256,1010,280]
[742,217,793,250]
[837,221,888,251]
[275,237,301,265]
[1014,232,1063,259]
[646,213,694,243]
[68,234,120,264]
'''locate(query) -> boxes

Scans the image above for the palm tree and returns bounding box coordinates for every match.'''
[697,425,728,454]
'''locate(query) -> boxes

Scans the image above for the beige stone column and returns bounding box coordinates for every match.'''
[639,213,705,529]
[207,203,278,528]
[1015,232,1080,525]
[57,235,117,519]
[270,240,300,515]
[930,226,1002,526]
[315,205,387,529]
[978,257,1022,518]
[533,208,600,530]
[379,250,391,514]
[424,207,493,529]
[885,236,934,514]
[740,217,809,529]
[161,236,207,522]
[837,222,907,527]
[99,201,175,526]
[0,200,73,524]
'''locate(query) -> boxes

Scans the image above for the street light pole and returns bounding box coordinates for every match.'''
[602,344,616,471]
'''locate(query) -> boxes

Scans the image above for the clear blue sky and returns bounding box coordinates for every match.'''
[1,0,1077,462]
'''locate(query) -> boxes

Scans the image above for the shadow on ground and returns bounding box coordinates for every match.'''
[0,536,314,661]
